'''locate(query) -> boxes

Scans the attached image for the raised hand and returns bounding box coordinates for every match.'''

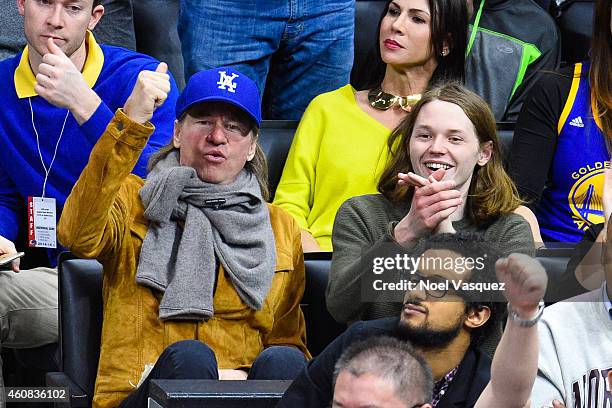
[34,37,101,124]
[422,169,456,234]
[123,63,171,125]
[496,253,547,317]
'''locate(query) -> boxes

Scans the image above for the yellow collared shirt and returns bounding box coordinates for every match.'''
[14,31,105,99]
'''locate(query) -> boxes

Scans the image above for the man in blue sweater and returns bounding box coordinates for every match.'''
[0,0,178,394]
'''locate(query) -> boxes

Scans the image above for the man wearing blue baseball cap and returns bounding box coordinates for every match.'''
[57,67,309,408]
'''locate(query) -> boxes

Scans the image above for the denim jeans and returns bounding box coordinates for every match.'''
[178,0,355,120]
[93,0,137,50]
[119,340,307,408]
[133,0,185,89]
[0,0,25,61]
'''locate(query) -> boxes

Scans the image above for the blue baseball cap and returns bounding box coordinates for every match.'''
[175,67,262,126]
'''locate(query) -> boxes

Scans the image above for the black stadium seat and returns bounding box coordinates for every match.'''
[303,253,347,356]
[44,246,573,407]
[536,246,574,302]
[46,254,104,407]
[552,0,595,65]
[148,379,291,407]
[259,119,517,190]
[258,120,298,200]
[351,0,387,89]
[532,0,554,11]
[497,122,515,168]
[46,252,344,406]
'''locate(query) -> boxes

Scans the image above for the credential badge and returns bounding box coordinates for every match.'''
[217,70,239,93]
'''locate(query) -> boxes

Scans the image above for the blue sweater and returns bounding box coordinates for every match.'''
[0,37,179,264]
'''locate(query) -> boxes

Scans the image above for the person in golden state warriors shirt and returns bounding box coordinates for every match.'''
[509,0,610,243]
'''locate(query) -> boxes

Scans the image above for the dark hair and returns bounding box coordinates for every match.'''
[355,0,468,91]
[590,0,611,146]
[93,0,102,8]
[334,336,433,405]
[148,119,270,201]
[378,82,523,226]
[420,232,505,347]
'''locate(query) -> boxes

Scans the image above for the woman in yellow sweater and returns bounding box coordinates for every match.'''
[273,0,469,251]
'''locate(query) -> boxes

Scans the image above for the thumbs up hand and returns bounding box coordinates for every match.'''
[34,37,102,124]
[123,62,171,125]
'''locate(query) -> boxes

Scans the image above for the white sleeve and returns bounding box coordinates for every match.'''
[530,319,567,407]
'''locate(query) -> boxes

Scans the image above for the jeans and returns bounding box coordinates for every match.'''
[0,267,59,407]
[178,0,355,120]
[119,340,307,408]
[0,0,25,60]
[133,0,185,89]
[93,0,137,50]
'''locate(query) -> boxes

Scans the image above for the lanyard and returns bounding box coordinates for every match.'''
[466,0,485,57]
[29,97,70,198]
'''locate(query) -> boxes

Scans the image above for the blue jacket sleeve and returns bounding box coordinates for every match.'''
[79,101,115,147]
[0,165,22,241]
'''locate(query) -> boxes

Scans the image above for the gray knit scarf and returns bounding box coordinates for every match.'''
[135,150,276,320]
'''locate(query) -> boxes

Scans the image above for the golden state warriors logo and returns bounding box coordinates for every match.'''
[568,162,609,230]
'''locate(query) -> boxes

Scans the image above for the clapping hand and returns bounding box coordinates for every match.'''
[393,168,460,245]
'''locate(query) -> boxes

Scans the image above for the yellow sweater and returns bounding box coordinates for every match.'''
[273,85,392,251]
[58,110,309,408]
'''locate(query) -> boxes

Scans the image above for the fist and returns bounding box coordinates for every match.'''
[123,63,171,124]
[495,253,547,315]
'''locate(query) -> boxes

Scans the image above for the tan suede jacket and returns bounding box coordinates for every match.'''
[58,110,309,408]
